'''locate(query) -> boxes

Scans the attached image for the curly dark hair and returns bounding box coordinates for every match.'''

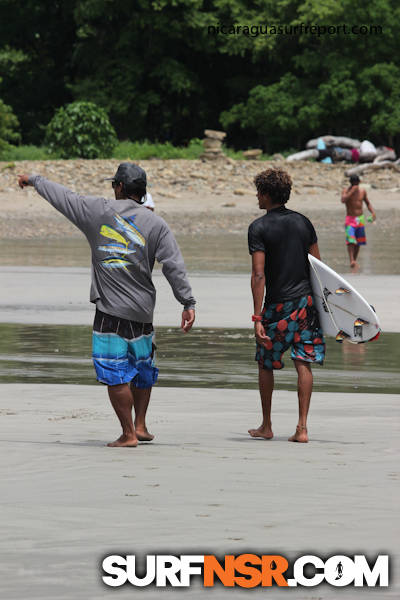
[254,168,292,204]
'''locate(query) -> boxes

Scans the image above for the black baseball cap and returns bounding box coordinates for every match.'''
[105,162,147,186]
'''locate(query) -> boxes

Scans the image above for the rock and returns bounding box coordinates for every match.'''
[243,149,263,159]
[233,189,246,195]
[203,138,223,150]
[189,173,208,180]
[201,150,223,157]
[201,129,227,160]
[204,129,226,141]
[156,190,179,199]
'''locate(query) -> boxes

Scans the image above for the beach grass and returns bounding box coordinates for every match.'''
[0,139,280,161]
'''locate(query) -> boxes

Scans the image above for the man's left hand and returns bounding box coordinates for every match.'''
[254,321,271,348]
[181,309,195,333]
[18,174,30,188]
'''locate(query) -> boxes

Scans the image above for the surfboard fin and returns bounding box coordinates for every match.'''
[336,330,351,343]
[354,318,370,338]
[335,287,350,295]
[323,287,332,300]
[354,318,369,326]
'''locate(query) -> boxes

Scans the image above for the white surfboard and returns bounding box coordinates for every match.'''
[308,255,381,343]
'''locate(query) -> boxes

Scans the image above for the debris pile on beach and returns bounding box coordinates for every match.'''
[287,135,399,172]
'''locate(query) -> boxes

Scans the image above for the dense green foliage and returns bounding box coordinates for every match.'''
[113,139,204,160]
[0,0,399,153]
[0,139,251,161]
[0,144,54,161]
[0,95,20,157]
[45,101,117,158]
[113,139,245,160]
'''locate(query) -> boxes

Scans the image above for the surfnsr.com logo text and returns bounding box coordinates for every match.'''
[102,554,389,588]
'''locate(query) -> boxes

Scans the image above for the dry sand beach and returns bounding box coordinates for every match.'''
[0,159,399,599]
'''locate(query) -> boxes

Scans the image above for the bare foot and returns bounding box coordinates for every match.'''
[107,434,138,447]
[135,427,154,442]
[248,425,273,440]
[350,261,359,273]
[288,426,308,443]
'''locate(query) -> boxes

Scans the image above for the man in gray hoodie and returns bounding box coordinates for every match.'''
[18,163,196,447]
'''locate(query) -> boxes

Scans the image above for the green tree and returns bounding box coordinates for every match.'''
[0,93,20,157]
[360,63,400,146]
[0,1,76,144]
[219,0,400,150]
[1,0,400,151]
[45,101,117,158]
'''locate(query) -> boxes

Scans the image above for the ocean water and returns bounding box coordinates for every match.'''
[0,324,398,394]
[0,214,399,274]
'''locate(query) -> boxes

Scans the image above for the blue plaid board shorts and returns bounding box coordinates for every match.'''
[92,309,158,388]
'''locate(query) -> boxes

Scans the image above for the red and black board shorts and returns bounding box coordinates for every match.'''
[256,295,325,370]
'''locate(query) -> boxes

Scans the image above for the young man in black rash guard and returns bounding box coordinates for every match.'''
[247,169,325,443]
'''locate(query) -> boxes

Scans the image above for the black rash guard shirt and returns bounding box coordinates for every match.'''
[248,205,318,304]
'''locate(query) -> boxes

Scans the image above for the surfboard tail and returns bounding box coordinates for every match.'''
[368,330,381,342]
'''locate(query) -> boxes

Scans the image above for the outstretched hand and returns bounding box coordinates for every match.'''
[181,309,195,333]
[18,174,30,188]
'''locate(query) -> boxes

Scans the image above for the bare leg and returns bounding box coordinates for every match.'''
[289,360,313,443]
[354,245,360,265]
[248,365,274,439]
[107,383,138,447]
[347,244,357,269]
[130,384,154,441]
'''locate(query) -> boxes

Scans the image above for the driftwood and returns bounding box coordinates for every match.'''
[286,149,318,161]
[374,150,397,163]
[345,160,400,177]
[306,135,360,149]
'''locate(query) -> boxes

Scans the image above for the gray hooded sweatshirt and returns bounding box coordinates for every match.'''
[28,176,196,323]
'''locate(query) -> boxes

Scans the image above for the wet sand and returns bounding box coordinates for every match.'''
[0,266,399,332]
[0,384,398,600]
